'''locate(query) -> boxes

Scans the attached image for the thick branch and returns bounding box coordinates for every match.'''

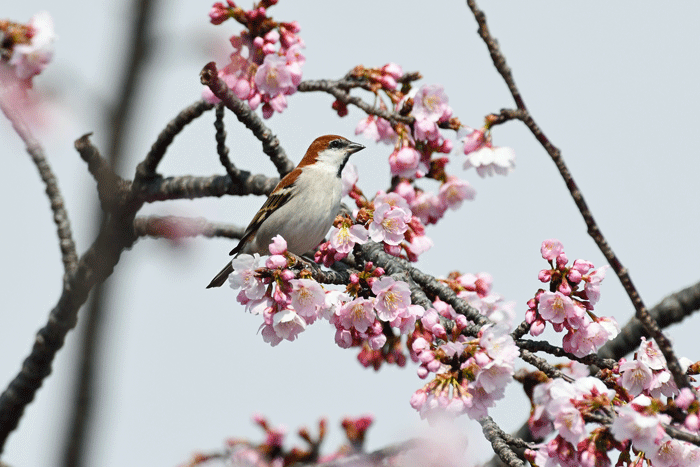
[598,280,700,361]
[479,417,526,467]
[139,172,278,202]
[359,242,489,334]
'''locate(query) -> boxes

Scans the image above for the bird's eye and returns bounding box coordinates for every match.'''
[329,139,343,149]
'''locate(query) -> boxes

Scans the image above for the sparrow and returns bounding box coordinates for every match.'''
[207,135,365,288]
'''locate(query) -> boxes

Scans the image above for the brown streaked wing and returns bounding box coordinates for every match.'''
[228,179,297,255]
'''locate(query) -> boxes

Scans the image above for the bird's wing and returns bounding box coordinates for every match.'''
[229,183,296,256]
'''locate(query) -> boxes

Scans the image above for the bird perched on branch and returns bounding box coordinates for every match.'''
[207,135,365,288]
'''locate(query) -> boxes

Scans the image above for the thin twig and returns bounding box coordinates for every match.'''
[200,62,294,176]
[465,0,689,390]
[214,103,241,181]
[517,339,616,370]
[297,79,414,125]
[135,99,215,182]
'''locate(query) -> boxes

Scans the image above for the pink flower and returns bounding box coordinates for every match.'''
[229,254,265,299]
[583,265,609,305]
[340,163,358,196]
[410,190,445,225]
[540,239,564,261]
[209,2,232,24]
[459,127,487,154]
[388,147,421,178]
[371,276,412,321]
[390,304,424,334]
[538,291,575,324]
[337,297,375,333]
[369,203,411,245]
[610,396,669,453]
[620,359,653,396]
[464,145,515,177]
[290,279,325,321]
[438,177,475,210]
[355,115,380,141]
[272,308,306,341]
[9,11,55,80]
[413,118,440,142]
[268,234,287,255]
[255,54,294,96]
[637,337,666,370]
[412,84,451,123]
[329,224,369,255]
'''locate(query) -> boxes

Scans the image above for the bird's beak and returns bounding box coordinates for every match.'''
[347,141,365,154]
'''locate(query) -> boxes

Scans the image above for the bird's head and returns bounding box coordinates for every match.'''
[298,135,365,176]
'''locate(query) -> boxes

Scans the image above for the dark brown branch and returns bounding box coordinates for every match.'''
[0,95,78,275]
[359,242,489,334]
[0,138,143,454]
[200,62,294,177]
[74,133,130,211]
[479,417,526,467]
[139,173,278,202]
[297,78,414,126]
[517,339,616,370]
[465,0,689,390]
[214,103,241,182]
[519,350,571,381]
[598,280,700,361]
[135,99,215,181]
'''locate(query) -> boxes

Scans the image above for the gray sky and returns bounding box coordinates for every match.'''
[2,1,700,466]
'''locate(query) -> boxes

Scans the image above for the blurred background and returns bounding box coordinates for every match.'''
[2,1,700,466]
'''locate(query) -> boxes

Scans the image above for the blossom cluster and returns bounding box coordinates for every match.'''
[410,323,518,421]
[185,414,376,467]
[316,188,435,264]
[204,1,304,118]
[617,337,694,400]
[526,374,700,467]
[407,271,517,421]
[526,239,620,357]
[337,64,514,232]
[0,11,55,83]
[227,235,424,353]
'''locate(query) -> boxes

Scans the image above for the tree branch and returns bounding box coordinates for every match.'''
[465,0,689,390]
[200,62,294,177]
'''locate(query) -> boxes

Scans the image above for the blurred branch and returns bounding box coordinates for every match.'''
[0,94,78,275]
[598,280,700,361]
[0,137,141,455]
[62,1,159,466]
[134,215,245,240]
[465,0,689,390]
[200,62,294,177]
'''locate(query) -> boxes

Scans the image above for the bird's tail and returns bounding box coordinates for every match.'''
[206,261,234,288]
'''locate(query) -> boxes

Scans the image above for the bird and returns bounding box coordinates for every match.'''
[207,135,365,288]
